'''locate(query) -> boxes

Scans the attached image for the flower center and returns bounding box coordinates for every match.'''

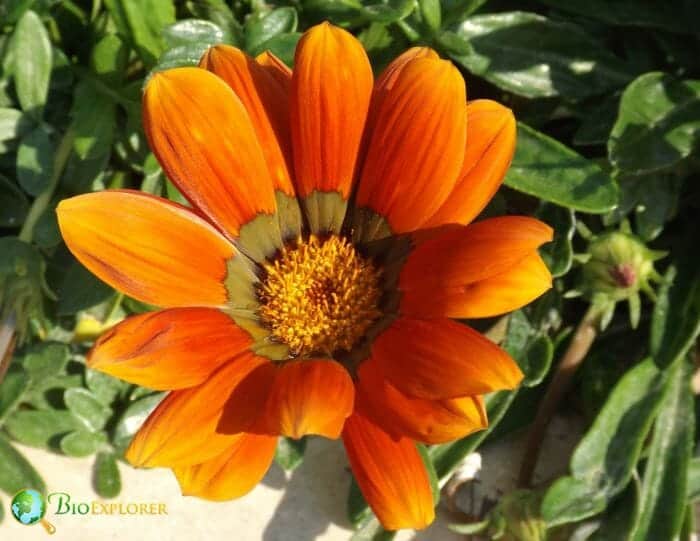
[258,235,382,357]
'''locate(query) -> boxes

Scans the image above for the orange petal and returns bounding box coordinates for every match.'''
[57,190,234,308]
[402,252,552,318]
[399,216,553,293]
[426,100,516,227]
[265,360,354,439]
[255,50,292,88]
[357,360,487,444]
[372,318,523,400]
[355,55,466,238]
[343,409,435,531]
[143,67,277,240]
[88,308,252,390]
[125,352,274,468]
[174,431,277,501]
[200,45,294,196]
[290,22,373,229]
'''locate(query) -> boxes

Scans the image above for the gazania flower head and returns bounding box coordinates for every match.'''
[57,22,552,531]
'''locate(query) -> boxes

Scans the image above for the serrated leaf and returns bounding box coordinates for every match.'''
[95,452,121,498]
[449,11,632,99]
[16,124,54,196]
[64,388,112,432]
[609,73,700,175]
[506,122,618,213]
[0,434,45,495]
[10,10,52,117]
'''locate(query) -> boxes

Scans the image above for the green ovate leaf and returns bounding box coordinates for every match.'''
[60,429,106,457]
[85,369,125,406]
[16,124,54,196]
[163,19,225,49]
[609,72,700,175]
[56,260,114,316]
[632,359,694,541]
[70,80,116,160]
[274,437,307,471]
[537,205,575,277]
[10,10,53,117]
[95,452,122,498]
[505,123,618,213]
[22,342,69,380]
[104,0,176,67]
[0,107,32,141]
[64,388,113,432]
[687,458,700,501]
[0,434,46,495]
[650,241,700,369]
[245,7,298,53]
[587,479,641,541]
[0,365,28,423]
[541,358,667,526]
[449,11,632,99]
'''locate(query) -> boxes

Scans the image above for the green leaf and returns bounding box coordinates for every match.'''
[4,410,80,448]
[573,94,620,147]
[349,516,396,541]
[632,359,694,541]
[85,369,125,406]
[16,124,54,196]
[33,204,62,249]
[104,0,176,67]
[64,388,112,432]
[56,260,113,316]
[687,458,700,501]
[274,437,307,471]
[90,35,129,85]
[95,452,122,498]
[0,434,45,495]
[70,80,116,160]
[113,393,164,453]
[536,205,575,277]
[22,342,69,381]
[418,0,441,33]
[609,73,700,175]
[0,365,28,423]
[449,12,632,99]
[60,430,106,457]
[10,10,53,117]
[163,19,224,49]
[505,122,618,213]
[249,33,301,67]
[245,8,298,53]
[541,358,667,526]
[587,479,641,541]
[521,335,553,388]
[650,245,700,369]
[360,0,415,24]
[0,173,28,228]
[0,107,32,141]
[155,43,213,71]
[536,0,699,35]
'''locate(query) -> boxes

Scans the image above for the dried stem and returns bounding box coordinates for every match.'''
[518,307,599,487]
[0,314,17,386]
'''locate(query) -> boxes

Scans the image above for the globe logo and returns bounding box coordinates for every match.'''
[10,489,56,534]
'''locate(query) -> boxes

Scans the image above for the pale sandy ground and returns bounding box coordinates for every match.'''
[0,437,462,541]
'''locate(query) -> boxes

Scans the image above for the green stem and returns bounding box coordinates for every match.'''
[518,306,600,487]
[18,130,74,243]
[105,292,124,323]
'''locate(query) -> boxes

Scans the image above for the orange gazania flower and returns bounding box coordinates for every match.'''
[57,23,552,530]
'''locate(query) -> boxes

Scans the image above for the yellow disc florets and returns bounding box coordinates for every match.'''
[258,235,382,357]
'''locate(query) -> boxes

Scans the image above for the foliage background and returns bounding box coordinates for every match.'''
[1,0,699,539]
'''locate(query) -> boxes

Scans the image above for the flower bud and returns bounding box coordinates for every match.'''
[579,231,665,329]
[491,490,547,541]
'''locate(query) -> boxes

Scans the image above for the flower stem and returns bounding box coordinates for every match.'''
[18,129,75,243]
[518,306,600,487]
